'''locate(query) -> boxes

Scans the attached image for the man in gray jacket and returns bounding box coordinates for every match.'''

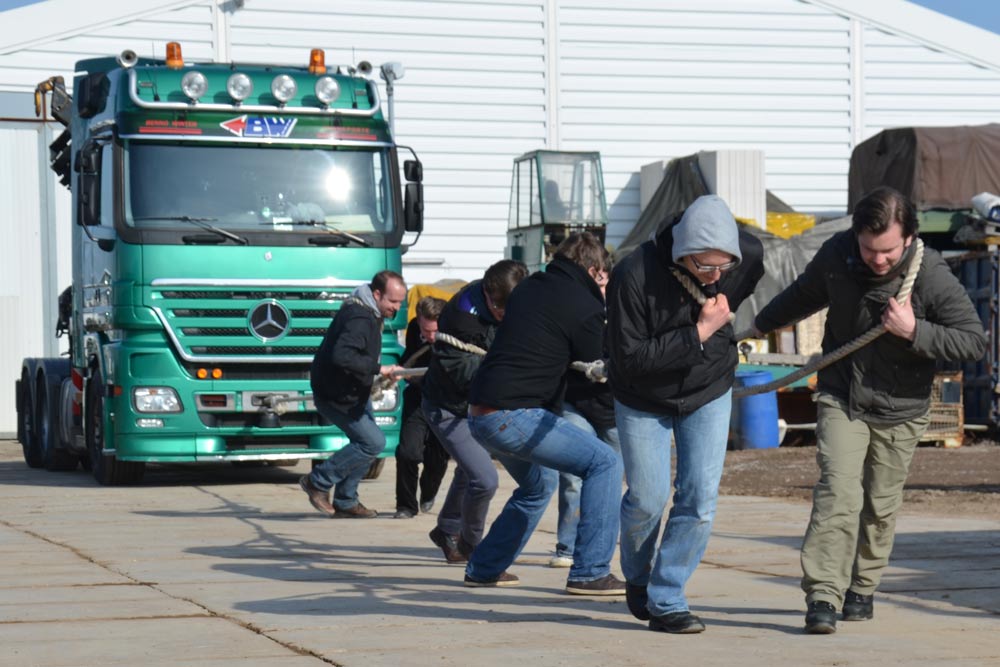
[753,187,986,634]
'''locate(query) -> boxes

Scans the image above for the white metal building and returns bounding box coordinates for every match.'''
[2,0,1000,434]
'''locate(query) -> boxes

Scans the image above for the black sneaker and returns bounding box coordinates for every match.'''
[419,497,436,513]
[393,509,416,519]
[565,573,627,596]
[842,590,874,621]
[626,582,651,620]
[648,611,706,634]
[463,571,520,587]
[805,601,838,634]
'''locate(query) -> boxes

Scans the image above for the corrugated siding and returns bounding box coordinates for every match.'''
[0,3,215,94]
[229,0,549,284]
[559,0,854,245]
[0,124,46,435]
[862,25,1000,137]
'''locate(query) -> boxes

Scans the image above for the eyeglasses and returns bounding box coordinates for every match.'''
[689,256,738,275]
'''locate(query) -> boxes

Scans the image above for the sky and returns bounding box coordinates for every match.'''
[0,0,998,35]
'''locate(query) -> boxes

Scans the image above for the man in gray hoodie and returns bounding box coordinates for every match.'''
[300,270,406,518]
[607,195,764,634]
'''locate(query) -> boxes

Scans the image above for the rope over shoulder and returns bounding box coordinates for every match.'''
[734,238,925,397]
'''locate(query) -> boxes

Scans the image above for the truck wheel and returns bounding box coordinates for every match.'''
[36,375,78,471]
[86,372,145,485]
[18,371,43,468]
[363,457,385,480]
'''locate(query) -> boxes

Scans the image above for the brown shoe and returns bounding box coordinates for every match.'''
[299,475,335,516]
[463,571,520,588]
[333,502,378,519]
[429,527,467,563]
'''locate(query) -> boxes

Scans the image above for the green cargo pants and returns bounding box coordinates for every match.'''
[800,393,930,607]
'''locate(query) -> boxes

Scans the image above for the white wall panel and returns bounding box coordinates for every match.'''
[0,124,47,435]
[559,0,854,245]
[862,26,1000,141]
[0,4,215,94]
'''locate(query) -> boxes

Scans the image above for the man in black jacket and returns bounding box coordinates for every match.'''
[607,195,764,634]
[421,260,528,562]
[393,296,449,519]
[752,187,986,634]
[466,233,626,595]
[299,270,406,518]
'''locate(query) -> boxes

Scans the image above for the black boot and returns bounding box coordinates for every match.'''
[805,601,837,634]
[626,583,650,621]
[842,590,874,621]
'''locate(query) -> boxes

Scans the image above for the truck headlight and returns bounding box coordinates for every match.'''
[372,386,398,412]
[133,387,182,413]
[271,74,297,103]
[181,71,208,102]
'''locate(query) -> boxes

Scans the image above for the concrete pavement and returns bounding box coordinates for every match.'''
[0,440,997,667]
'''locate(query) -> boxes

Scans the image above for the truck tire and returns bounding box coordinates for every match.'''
[18,371,43,469]
[86,371,145,485]
[363,457,385,480]
[36,374,78,471]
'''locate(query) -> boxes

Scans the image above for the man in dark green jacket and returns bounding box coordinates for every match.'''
[753,187,986,634]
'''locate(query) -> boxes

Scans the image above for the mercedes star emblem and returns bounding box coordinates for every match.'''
[248,300,290,342]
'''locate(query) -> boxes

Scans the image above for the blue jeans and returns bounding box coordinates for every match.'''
[468,408,623,582]
[422,398,499,546]
[555,404,621,559]
[616,391,731,615]
[310,399,386,510]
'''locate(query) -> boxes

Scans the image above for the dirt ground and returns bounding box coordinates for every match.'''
[719,436,1000,519]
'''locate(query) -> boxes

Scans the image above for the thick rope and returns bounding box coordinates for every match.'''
[733,239,925,397]
[669,268,736,323]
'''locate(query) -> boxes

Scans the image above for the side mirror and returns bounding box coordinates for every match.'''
[404,182,424,233]
[76,142,102,226]
[404,159,422,183]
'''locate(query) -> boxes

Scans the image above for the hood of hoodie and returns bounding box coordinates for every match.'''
[350,283,382,318]
[671,194,742,266]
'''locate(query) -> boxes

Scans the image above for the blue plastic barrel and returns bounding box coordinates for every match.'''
[731,370,780,449]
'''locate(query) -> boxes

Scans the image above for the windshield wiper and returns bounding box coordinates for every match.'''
[135,216,248,245]
[266,220,371,247]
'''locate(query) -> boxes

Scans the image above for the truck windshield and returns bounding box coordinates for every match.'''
[124,142,395,239]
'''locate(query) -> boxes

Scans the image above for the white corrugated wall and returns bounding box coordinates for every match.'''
[861,24,1000,135]
[557,0,855,246]
[0,122,70,434]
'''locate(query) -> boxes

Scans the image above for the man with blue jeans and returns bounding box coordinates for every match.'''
[607,195,764,633]
[550,404,620,568]
[299,270,406,518]
[467,232,625,595]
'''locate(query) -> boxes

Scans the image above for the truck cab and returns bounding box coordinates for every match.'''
[17,45,423,484]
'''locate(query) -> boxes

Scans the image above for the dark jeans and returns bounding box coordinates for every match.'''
[395,405,450,514]
[422,397,499,546]
[309,399,385,510]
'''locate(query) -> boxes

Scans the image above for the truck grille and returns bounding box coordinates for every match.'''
[152,286,346,363]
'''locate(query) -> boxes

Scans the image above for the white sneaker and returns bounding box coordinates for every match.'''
[548,554,573,568]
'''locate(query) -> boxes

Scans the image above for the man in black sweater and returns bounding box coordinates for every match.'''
[466,233,625,595]
[299,270,406,518]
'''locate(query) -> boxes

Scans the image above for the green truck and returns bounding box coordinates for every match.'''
[16,44,423,484]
